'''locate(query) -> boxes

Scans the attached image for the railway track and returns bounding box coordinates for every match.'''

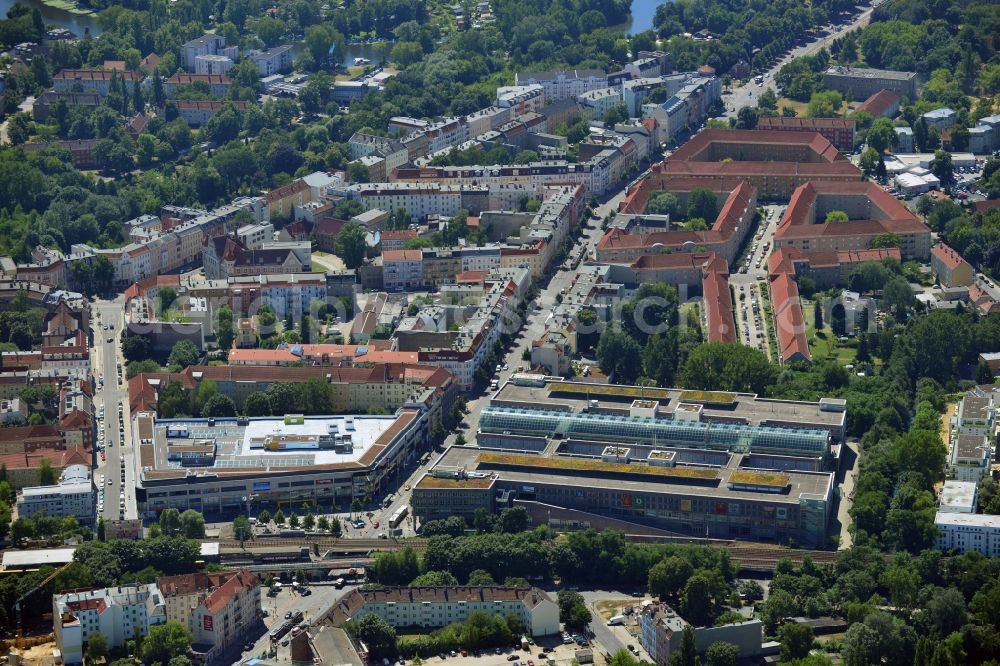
[216,537,428,551]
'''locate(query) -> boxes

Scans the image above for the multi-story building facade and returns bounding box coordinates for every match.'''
[931,242,975,288]
[515,69,606,101]
[180,34,238,71]
[164,73,233,98]
[822,66,918,100]
[327,586,560,637]
[158,570,261,662]
[247,45,294,76]
[16,463,93,525]
[756,117,857,152]
[52,69,142,96]
[54,585,167,665]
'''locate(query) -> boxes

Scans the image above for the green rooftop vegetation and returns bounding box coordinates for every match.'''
[476,452,719,481]
[678,390,738,405]
[548,382,671,401]
[416,476,495,489]
[728,470,790,487]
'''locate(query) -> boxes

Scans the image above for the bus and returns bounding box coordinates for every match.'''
[389,506,408,529]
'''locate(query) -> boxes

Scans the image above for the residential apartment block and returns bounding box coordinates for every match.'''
[158,570,261,662]
[756,116,856,152]
[54,585,166,665]
[773,181,931,259]
[181,34,238,71]
[164,73,232,98]
[930,242,974,288]
[52,69,142,96]
[515,69,606,101]
[16,463,93,525]
[327,586,560,637]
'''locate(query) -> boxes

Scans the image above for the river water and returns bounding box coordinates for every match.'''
[0,0,102,36]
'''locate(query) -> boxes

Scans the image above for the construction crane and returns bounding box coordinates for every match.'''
[15,562,73,638]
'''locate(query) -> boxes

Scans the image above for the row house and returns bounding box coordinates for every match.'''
[164,73,233,98]
[52,69,143,96]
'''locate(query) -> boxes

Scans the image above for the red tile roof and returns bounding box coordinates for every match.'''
[701,255,736,344]
[383,249,422,262]
[775,181,928,241]
[768,270,811,364]
[931,242,968,271]
[856,89,901,117]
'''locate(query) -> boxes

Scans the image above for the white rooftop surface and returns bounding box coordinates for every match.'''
[3,547,77,569]
[939,480,977,512]
[936,511,1000,527]
[240,416,397,465]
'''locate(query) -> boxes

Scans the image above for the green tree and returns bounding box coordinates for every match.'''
[705,641,739,666]
[930,149,954,186]
[688,188,719,222]
[273,510,285,524]
[859,147,882,175]
[410,570,459,586]
[678,342,778,394]
[807,90,842,118]
[216,306,234,350]
[668,625,698,666]
[334,222,368,270]
[814,300,824,329]
[825,210,849,223]
[647,191,681,217]
[243,393,272,416]
[681,571,722,627]
[167,340,200,372]
[866,117,898,153]
[142,621,192,666]
[467,569,496,585]
[391,41,424,68]
[648,556,694,598]
[596,328,643,384]
[201,393,237,417]
[179,510,205,539]
[779,623,814,661]
[38,458,55,485]
[303,512,315,530]
[86,632,109,664]
[352,614,397,658]
[233,515,252,543]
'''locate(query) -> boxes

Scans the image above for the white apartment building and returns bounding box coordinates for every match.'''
[935,512,1000,557]
[331,586,560,637]
[948,393,996,481]
[194,54,234,75]
[247,45,294,76]
[181,34,238,71]
[17,464,93,525]
[158,570,261,662]
[515,69,606,101]
[54,585,166,665]
[578,86,623,117]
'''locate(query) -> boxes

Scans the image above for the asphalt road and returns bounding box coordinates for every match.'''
[451,188,630,447]
[90,297,138,522]
[723,0,884,117]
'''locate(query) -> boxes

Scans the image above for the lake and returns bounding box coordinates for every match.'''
[0,0,102,37]
[621,0,662,36]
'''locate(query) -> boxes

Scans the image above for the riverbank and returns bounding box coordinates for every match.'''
[39,0,95,17]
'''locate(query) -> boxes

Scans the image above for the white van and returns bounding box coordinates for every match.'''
[607,614,626,626]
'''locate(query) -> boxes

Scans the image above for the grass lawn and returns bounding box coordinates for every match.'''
[804,299,857,364]
[777,97,851,117]
[593,599,635,621]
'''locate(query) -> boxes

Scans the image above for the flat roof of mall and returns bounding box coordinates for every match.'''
[431,446,833,504]
[142,412,418,481]
[493,379,846,430]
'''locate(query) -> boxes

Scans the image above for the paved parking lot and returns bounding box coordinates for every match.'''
[412,641,592,666]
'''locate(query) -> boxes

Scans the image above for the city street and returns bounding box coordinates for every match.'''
[451,188,629,446]
[89,297,138,522]
[723,0,884,117]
